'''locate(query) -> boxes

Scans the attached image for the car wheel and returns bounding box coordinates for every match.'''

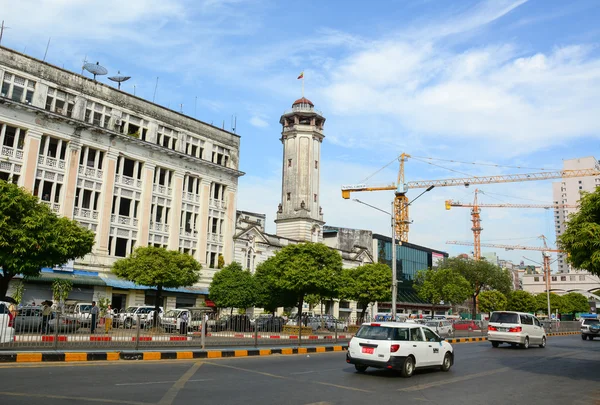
[400,356,415,378]
[520,337,530,349]
[582,334,587,340]
[491,341,500,348]
[539,337,546,348]
[354,364,368,373]
[440,353,452,372]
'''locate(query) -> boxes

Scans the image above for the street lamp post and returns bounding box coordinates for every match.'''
[353,185,434,322]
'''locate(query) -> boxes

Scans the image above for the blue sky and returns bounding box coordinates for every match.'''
[2,0,599,267]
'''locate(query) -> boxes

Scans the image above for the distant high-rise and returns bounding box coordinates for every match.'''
[552,157,600,273]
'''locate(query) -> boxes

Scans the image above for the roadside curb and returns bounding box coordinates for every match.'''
[547,331,580,336]
[0,345,347,364]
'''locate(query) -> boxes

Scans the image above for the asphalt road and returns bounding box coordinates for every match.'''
[0,335,598,405]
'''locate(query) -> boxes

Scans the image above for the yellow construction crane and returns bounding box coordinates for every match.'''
[445,189,577,260]
[447,236,562,295]
[341,153,600,243]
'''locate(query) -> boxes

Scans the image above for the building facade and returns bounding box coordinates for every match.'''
[0,47,243,309]
[552,156,600,273]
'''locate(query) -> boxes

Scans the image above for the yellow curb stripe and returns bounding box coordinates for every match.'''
[65,353,87,362]
[177,352,193,360]
[281,348,293,355]
[297,348,307,354]
[259,349,271,356]
[207,351,222,358]
[234,350,248,357]
[316,346,326,353]
[107,353,120,361]
[16,353,42,362]
[143,352,161,361]
[333,346,343,352]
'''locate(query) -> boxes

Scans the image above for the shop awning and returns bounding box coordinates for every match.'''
[21,268,106,287]
[99,273,208,295]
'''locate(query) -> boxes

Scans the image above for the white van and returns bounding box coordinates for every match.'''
[488,311,546,349]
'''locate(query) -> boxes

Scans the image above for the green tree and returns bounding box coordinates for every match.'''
[253,261,297,315]
[51,279,73,306]
[561,292,590,316]
[113,246,201,325]
[534,293,564,315]
[255,243,343,322]
[340,263,392,322]
[478,290,507,313]
[0,181,95,296]
[442,257,512,318]
[558,189,600,275]
[209,262,256,314]
[507,290,536,313]
[414,268,472,316]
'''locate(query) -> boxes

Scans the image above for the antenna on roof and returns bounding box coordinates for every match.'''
[222,120,225,129]
[83,61,108,81]
[108,71,131,90]
[152,77,159,103]
[231,115,237,133]
[0,21,11,46]
[180,103,183,113]
[80,55,87,75]
[43,37,51,62]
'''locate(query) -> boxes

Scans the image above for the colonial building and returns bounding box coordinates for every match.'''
[0,46,243,310]
[233,97,373,319]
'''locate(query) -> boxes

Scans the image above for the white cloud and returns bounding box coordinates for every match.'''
[249,116,269,128]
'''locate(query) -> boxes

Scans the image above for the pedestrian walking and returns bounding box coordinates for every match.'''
[41,301,52,334]
[104,304,114,333]
[90,301,99,333]
[179,311,189,335]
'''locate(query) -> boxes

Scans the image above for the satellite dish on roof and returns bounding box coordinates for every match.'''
[108,71,131,90]
[83,61,108,81]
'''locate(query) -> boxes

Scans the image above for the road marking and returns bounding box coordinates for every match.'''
[158,361,203,405]
[290,368,343,375]
[116,378,213,386]
[304,402,334,405]
[398,367,511,392]
[0,391,149,404]
[313,381,372,393]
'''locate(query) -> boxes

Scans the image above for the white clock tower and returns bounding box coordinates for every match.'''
[275,97,326,242]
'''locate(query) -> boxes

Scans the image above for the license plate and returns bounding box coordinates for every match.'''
[497,327,508,332]
[361,347,374,354]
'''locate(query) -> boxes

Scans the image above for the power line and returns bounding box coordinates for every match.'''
[410,155,559,171]
[411,156,474,177]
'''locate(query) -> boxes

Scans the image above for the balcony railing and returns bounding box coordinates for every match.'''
[153,184,173,195]
[41,201,60,213]
[208,233,224,243]
[183,192,200,203]
[180,227,199,238]
[78,165,103,180]
[1,146,23,160]
[150,222,170,233]
[111,214,138,227]
[209,198,227,210]
[74,208,99,220]
[38,155,66,170]
[115,175,142,188]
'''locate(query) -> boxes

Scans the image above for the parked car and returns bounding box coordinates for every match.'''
[116,306,163,329]
[253,316,285,332]
[325,316,348,332]
[346,322,454,377]
[161,308,208,332]
[580,318,600,340]
[0,300,15,343]
[13,306,43,333]
[62,302,93,327]
[488,311,546,349]
[48,313,81,333]
[425,320,454,337]
[453,320,481,331]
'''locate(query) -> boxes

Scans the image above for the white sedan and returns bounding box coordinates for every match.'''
[346,322,454,377]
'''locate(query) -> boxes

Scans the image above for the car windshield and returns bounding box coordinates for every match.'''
[79,305,92,313]
[425,322,439,327]
[490,312,519,324]
[125,307,138,313]
[164,310,180,317]
[586,319,600,324]
[355,326,410,341]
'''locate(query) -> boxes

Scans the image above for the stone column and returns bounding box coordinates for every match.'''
[168,171,184,250]
[61,141,81,219]
[21,129,42,192]
[197,179,212,267]
[137,162,156,246]
[96,150,119,255]
[223,187,236,264]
